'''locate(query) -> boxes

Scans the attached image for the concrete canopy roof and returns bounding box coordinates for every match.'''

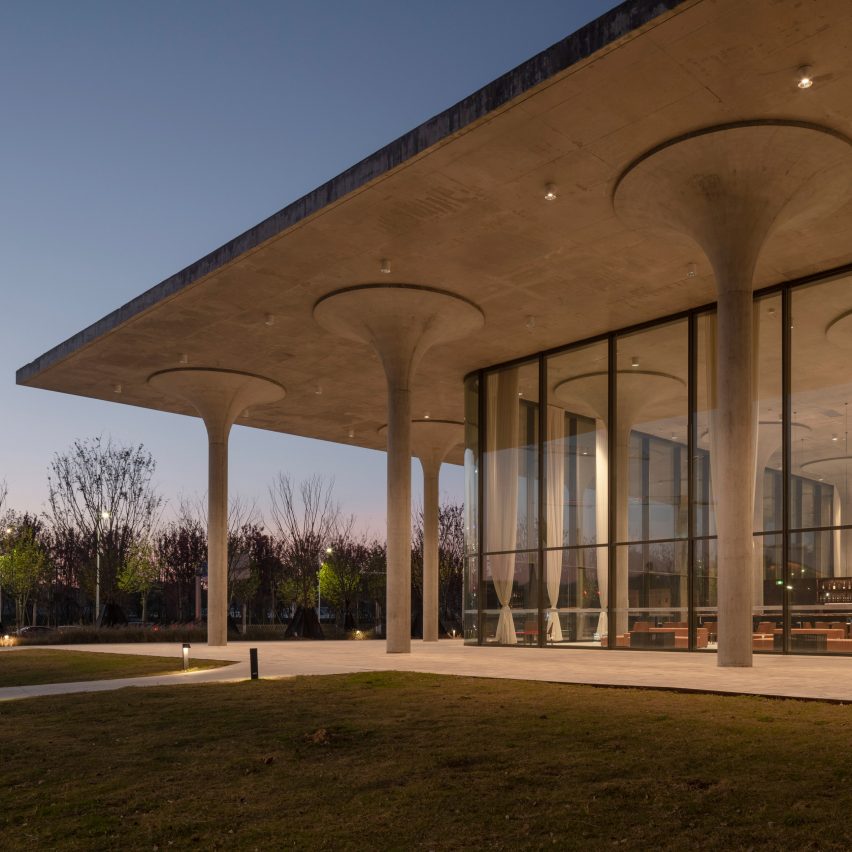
[17,0,852,464]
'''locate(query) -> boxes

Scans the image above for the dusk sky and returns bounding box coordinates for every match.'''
[2,0,615,533]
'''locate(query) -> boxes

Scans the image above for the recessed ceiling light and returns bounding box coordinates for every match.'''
[631,356,639,368]
[544,183,557,201]
[832,434,839,442]
[686,262,697,279]
[797,65,814,89]
[179,353,189,365]
[525,315,536,331]
[380,258,391,274]
[113,383,122,394]
[265,313,275,327]
[424,413,430,419]
[348,428,355,439]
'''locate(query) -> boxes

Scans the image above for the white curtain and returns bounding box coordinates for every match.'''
[486,368,519,644]
[595,423,609,639]
[545,405,565,642]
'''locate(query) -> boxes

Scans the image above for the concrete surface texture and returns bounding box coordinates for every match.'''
[6,641,852,704]
[613,122,852,666]
[147,369,286,645]
[314,286,484,653]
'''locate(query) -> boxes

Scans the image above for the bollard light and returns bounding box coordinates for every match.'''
[249,647,259,680]
[182,642,191,671]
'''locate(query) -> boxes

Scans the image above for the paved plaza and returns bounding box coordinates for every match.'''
[5,640,852,703]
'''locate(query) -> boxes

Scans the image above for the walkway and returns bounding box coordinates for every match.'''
[4,640,852,702]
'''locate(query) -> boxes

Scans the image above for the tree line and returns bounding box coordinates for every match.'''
[0,436,464,634]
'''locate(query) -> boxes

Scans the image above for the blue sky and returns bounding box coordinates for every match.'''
[1,0,616,533]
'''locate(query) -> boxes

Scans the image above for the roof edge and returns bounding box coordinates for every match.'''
[17,0,688,387]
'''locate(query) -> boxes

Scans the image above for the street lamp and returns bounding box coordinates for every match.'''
[95,510,110,624]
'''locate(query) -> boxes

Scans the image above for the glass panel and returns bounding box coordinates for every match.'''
[613,541,688,650]
[694,536,717,611]
[483,362,539,554]
[542,546,607,647]
[791,274,852,531]
[754,295,783,534]
[616,319,688,544]
[463,374,479,557]
[482,551,538,645]
[463,556,479,644]
[752,533,783,654]
[546,340,609,548]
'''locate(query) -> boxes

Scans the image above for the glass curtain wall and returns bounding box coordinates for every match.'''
[464,271,852,655]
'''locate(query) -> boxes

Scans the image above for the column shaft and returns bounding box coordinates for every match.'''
[716,287,755,666]
[207,433,229,647]
[386,383,412,653]
[421,459,440,642]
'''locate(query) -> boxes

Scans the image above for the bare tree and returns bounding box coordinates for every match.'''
[46,436,162,608]
[0,479,7,519]
[269,474,339,638]
[157,499,206,622]
[411,501,465,629]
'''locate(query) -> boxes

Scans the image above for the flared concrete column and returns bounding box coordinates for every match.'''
[315,285,483,653]
[411,420,463,642]
[148,368,285,646]
[615,121,852,666]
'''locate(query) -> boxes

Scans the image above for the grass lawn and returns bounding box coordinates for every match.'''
[2,672,852,850]
[0,649,232,687]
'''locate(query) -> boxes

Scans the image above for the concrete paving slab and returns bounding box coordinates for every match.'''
[4,641,852,703]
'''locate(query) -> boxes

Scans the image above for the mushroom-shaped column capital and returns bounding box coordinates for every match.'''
[148,368,286,442]
[614,121,852,285]
[315,285,483,654]
[148,368,285,647]
[409,419,465,476]
[314,284,484,388]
